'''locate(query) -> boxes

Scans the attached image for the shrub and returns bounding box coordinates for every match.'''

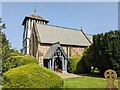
[9,49,22,56]
[67,55,90,74]
[2,56,20,72]
[2,55,38,72]
[77,59,91,74]
[9,52,22,56]
[67,55,80,73]
[81,44,95,71]
[18,55,38,66]
[3,63,64,88]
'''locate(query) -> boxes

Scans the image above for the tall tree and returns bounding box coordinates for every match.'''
[0,18,11,73]
[0,18,6,74]
[82,30,120,76]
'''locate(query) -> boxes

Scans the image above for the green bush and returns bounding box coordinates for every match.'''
[67,55,90,74]
[9,52,22,56]
[3,63,63,88]
[77,59,91,74]
[81,44,95,71]
[9,49,22,56]
[18,55,38,66]
[2,55,38,72]
[67,55,80,73]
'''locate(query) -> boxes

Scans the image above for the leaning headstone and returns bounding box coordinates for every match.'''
[104,69,118,90]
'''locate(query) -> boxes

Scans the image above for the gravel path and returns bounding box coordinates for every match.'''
[55,72,80,78]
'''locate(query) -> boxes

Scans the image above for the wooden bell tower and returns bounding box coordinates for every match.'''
[22,14,49,55]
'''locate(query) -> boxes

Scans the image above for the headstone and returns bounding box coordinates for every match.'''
[104,69,118,90]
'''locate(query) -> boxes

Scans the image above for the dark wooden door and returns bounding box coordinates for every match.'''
[54,57,62,71]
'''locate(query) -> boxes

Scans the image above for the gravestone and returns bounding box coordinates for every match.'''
[104,69,118,90]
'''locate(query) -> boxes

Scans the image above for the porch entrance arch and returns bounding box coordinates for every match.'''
[43,42,67,72]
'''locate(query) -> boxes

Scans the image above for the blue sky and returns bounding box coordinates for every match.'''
[2,2,118,51]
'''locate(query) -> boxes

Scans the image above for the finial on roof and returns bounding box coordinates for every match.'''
[34,5,37,14]
[81,27,83,30]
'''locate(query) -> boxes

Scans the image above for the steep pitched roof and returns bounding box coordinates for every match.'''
[22,14,49,25]
[44,42,67,59]
[35,23,91,46]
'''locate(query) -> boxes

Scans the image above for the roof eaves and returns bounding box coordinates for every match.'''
[40,42,89,47]
[22,16,49,25]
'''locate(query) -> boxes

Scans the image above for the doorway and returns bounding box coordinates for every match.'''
[54,57,62,71]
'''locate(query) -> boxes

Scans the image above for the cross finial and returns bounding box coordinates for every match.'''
[34,5,36,14]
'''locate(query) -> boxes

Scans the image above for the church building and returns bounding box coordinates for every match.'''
[22,14,92,72]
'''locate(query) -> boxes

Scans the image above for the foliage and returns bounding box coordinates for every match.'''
[77,57,91,74]
[67,55,90,74]
[1,20,8,62]
[3,63,64,88]
[1,33,11,73]
[93,30,120,75]
[2,33,10,61]
[0,19,23,73]
[2,55,38,72]
[67,55,81,73]
[18,55,38,66]
[81,44,95,71]
[2,35,22,73]
[9,49,22,56]
[0,18,6,31]
[83,30,120,75]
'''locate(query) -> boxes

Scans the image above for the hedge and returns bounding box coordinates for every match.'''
[2,55,38,72]
[3,63,64,88]
[67,55,90,74]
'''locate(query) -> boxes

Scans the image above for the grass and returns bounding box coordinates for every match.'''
[63,76,118,89]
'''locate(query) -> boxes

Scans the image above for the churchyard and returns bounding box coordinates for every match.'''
[1,18,120,89]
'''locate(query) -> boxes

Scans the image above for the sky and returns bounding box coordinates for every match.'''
[118,1,120,30]
[2,2,118,51]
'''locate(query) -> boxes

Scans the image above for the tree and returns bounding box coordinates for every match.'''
[0,18,24,73]
[0,18,6,31]
[83,30,120,76]
[0,18,11,73]
[0,18,6,74]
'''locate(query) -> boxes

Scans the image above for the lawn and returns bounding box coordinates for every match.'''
[63,76,118,89]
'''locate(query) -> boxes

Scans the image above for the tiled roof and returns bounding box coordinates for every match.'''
[35,23,91,46]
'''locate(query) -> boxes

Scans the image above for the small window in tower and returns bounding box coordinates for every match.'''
[39,53,43,56]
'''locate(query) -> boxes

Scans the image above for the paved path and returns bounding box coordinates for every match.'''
[54,72,80,78]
